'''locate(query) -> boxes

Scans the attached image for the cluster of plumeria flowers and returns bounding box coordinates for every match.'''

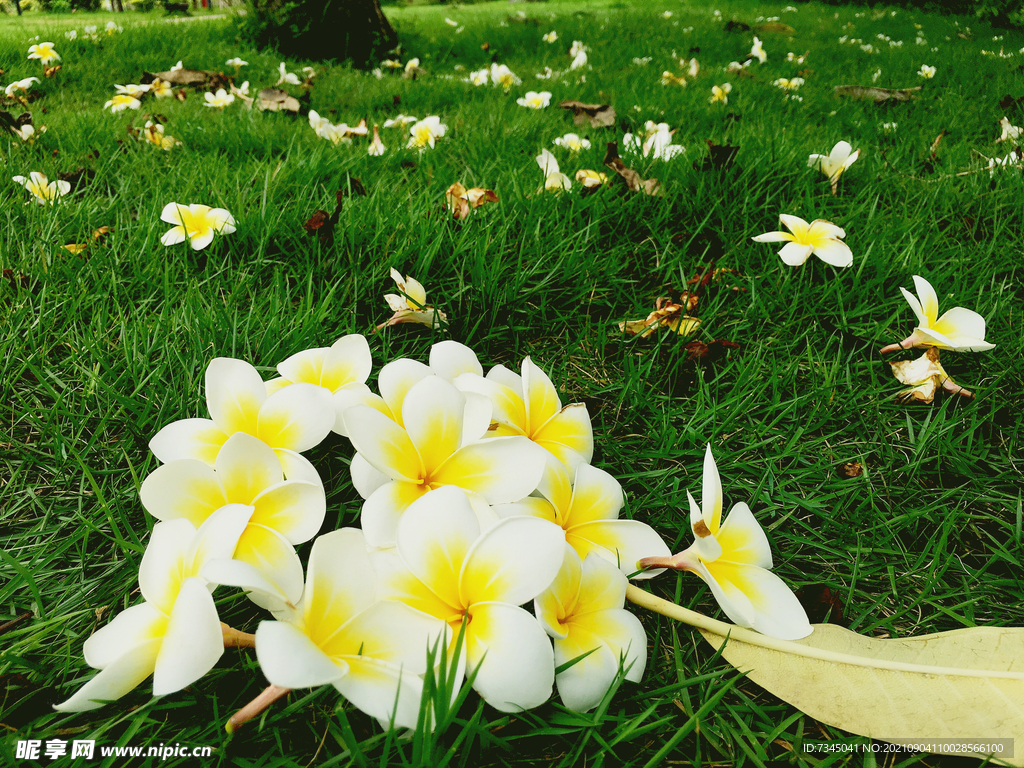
[54,331,815,725]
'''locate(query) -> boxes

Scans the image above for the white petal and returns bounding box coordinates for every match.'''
[139,459,224,526]
[344,405,423,482]
[360,480,430,548]
[187,503,254,574]
[322,334,373,390]
[257,383,335,452]
[201,557,293,618]
[432,436,547,503]
[429,340,483,380]
[812,238,853,268]
[351,452,392,499]
[205,357,267,436]
[750,231,792,243]
[83,603,166,670]
[277,448,324,486]
[461,515,565,606]
[900,286,928,328]
[777,241,814,266]
[250,480,325,543]
[568,519,672,578]
[933,307,993,350]
[337,600,448,672]
[255,619,348,688]
[462,392,494,445]
[152,577,224,695]
[701,444,723,532]
[53,639,161,712]
[214,432,284,503]
[911,275,939,325]
[378,358,432,423]
[402,376,466,477]
[149,418,227,466]
[233,524,306,607]
[139,519,196,614]
[716,502,773,568]
[334,657,425,731]
[485,364,524,399]
[304,528,378,632]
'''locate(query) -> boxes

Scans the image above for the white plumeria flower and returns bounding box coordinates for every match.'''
[535,148,572,192]
[575,169,606,188]
[543,30,558,43]
[710,83,732,103]
[453,355,593,475]
[307,109,332,138]
[489,63,521,91]
[750,36,767,63]
[535,547,648,712]
[997,116,1022,142]
[445,17,458,26]
[204,89,235,109]
[170,60,184,71]
[407,116,447,150]
[468,68,489,86]
[53,507,251,712]
[12,172,69,205]
[622,122,684,161]
[65,30,78,41]
[115,83,150,97]
[105,21,122,34]
[786,51,806,63]
[570,49,588,70]
[12,124,40,142]
[373,487,564,712]
[368,125,386,156]
[140,432,324,612]
[103,94,141,113]
[379,269,440,326]
[5,77,39,96]
[238,528,449,730]
[987,150,1023,174]
[918,64,936,78]
[27,42,60,65]
[302,66,316,80]
[226,57,248,68]
[661,10,673,17]
[382,59,403,69]
[880,275,996,354]
[343,376,548,548]
[262,335,373,436]
[159,203,236,250]
[149,79,172,98]
[751,214,852,268]
[517,90,552,109]
[807,140,859,192]
[553,133,591,152]
[404,58,420,76]
[569,40,587,58]
[638,445,812,640]
[383,114,417,128]
[772,77,804,90]
[507,458,670,578]
[149,357,333,486]
[141,121,180,150]
[536,66,555,80]
[320,123,353,146]
[277,62,302,86]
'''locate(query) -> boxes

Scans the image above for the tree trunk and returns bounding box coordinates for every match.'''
[336,0,397,67]
[14,0,22,14]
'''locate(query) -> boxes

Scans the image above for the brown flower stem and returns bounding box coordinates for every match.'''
[225,685,291,734]
[221,623,256,649]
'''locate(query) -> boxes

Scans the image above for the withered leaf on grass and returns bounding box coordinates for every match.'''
[258,88,301,113]
[754,22,796,34]
[837,461,863,479]
[303,190,344,244]
[999,94,1023,111]
[558,100,616,128]
[339,176,367,197]
[603,142,661,195]
[684,339,739,362]
[890,347,973,403]
[834,85,921,103]
[619,297,700,338]
[44,65,62,78]
[445,182,499,221]
[143,69,223,88]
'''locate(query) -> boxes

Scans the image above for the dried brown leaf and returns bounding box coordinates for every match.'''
[558,100,616,128]
[834,84,922,103]
[145,68,217,87]
[837,461,863,479]
[258,88,300,113]
[446,182,499,220]
[754,22,795,34]
[43,65,62,78]
[684,339,740,362]
[619,298,700,338]
[603,142,661,195]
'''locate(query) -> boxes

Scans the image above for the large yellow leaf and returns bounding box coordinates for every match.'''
[627,586,1024,765]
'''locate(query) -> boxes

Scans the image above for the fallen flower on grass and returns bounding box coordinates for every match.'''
[468,68,489,85]
[710,83,732,103]
[807,140,859,194]
[575,169,607,189]
[142,121,181,150]
[226,57,248,69]
[115,83,150,98]
[543,30,558,43]
[276,63,301,86]
[104,94,141,113]
[751,214,852,268]
[553,133,591,152]
[918,64,936,78]
[490,63,521,91]
[637,445,812,640]
[537,149,572,192]
[159,202,236,250]
[445,182,498,220]
[750,36,767,63]
[619,296,700,338]
[5,77,39,97]
[376,268,448,332]
[661,71,686,87]
[889,347,973,402]
[879,275,995,353]
[517,91,552,109]
[204,89,235,109]
[997,116,1022,142]
[403,58,425,79]
[28,42,60,65]
[773,77,804,90]
[383,114,417,128]
[13,172,70,205]
[407,116,447,150]
[368,125,386,156]
[622,122,683,161]
[149,78,172,98]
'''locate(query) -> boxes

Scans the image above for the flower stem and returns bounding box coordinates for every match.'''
[221,622,256,649]
[225,684,291,734]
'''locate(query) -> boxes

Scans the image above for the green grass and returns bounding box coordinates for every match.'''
[2,0,1023,765]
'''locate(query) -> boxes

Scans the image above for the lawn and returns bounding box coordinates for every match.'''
[1,0,1023,765]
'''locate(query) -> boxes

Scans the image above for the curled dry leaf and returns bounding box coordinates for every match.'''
[619,296,700,338]
[303,190,343,244]
[43,65,62,78]
[603,142,662,195]
[684,338,739,362]
[890,347,973,403]
[258,88,300,113]
[837,461,863,479]
[445,182,499,220]
[834,85,922,103]
[558,100,616,128]
[144,69,222,88]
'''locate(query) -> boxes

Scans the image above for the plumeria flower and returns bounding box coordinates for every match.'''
[535,149,572,192]
[382,59,403,70]
[997,116,1022,142]
[661,10,673,18]
[889,347,973,403]
[140,432,325,612]
[879,275,995,354]
[661,71,686,87]
[149,78,172,98]
[543,31,559,43]
[159,203,236,250]
[751,214,852,268]
[302,66,316,80]
[918,64,936,78]
[575,169,607,188]
[368,125,386,156]
[987,150,1023,174]
[104,94,141,113]
[320,123,352,146]
[445,182,499,220]
[570,49,588,70]
[535,547,648,712]
[404,58,421,77]
[170,60,184,71]
[376,268,447,332]
[115,83,150,97]
[750,36,767,63]
[277,63,302,86]
[237,81,250,96]
[517,91,552,109]
[262,335,374,436]
[468,68,489,85]
[638,445,812,640]
[453,355,593,475]
[535,66,555,80]
[53,507,251,712]
[142,121,181,150]
[11,124,38,142]
[786,51,807,64]
[490,63,521,91]
[807,140,859,193]
[226,57,248,68]
[204,89,235,109]
[680,57,700,77]
[105,21,122,34]
[234,528,449,730]
[569,40,587,58]
[27,42,60,65]
[149,356,334,484]
[710,83,732,103]
[407,116,447,150]
[553,133,591,153]
[65,30,78,41]
[622,122,684,161]
[506,458,670,578]
[5,77,39,97]
[373,487,564,712]
[445,17,458,26]
[12,172,70,205]
[772,77,804,90]
[343,376,547,547]
[308,109,332,138]
[383,114,418,128]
